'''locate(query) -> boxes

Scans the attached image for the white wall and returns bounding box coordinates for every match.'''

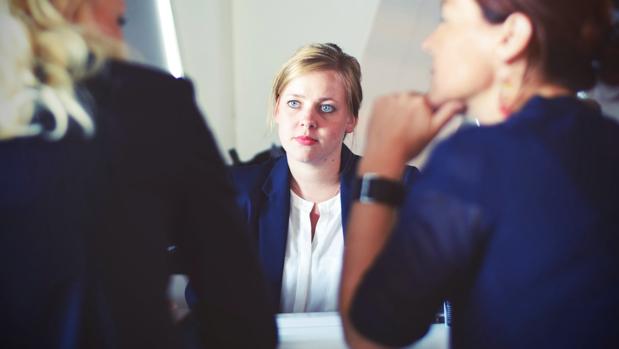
[172,0,236,158]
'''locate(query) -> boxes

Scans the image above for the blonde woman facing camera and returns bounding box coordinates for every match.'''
[231,43,419,313]
[0,1,276,348]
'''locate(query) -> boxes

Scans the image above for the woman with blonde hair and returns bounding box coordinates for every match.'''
[228,43,419,313]
[0,1,277,348]
[340,0,619,348]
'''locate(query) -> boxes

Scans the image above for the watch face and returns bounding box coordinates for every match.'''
[355,174,405,206]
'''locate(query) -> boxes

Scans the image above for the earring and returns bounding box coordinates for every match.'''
[498,80,515,118]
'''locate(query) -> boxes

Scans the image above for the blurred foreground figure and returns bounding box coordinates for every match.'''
[340,0,619,348]
[0,1,277,348]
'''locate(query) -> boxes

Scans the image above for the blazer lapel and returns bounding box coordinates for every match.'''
[339,145,358,236]
[259,156,291,309]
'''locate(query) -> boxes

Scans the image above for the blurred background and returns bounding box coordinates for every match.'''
[125,0,619,166]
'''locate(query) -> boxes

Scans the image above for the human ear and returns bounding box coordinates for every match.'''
[345,115,357,133]
[496,12,533,64]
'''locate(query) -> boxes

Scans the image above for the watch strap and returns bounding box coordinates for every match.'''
[353,173,406,207]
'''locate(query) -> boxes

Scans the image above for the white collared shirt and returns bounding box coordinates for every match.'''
[280,190,344,313]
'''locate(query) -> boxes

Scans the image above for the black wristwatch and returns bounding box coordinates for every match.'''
[352,173,406,207]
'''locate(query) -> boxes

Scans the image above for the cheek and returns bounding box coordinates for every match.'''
[273,101,287,124]
[93,10,122,39]
[276,124,288,145]
[453,57,494,87]
[273,105,284,126]
[327,119,354,139]
[430,38,495,102]
[275,115,294,141]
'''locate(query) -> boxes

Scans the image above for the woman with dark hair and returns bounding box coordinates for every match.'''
[340,0,619,348]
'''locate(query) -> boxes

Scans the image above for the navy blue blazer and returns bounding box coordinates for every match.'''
[231,145,419,311]
[1,61,277,349]
[350,96,619,348]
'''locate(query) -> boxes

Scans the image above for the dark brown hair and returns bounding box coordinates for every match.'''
[476,0,619,90]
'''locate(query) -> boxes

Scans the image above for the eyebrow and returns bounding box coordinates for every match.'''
[285,94,339,103]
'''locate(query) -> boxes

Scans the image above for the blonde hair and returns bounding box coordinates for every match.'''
[0,0,126,140]
[270,43,362,122]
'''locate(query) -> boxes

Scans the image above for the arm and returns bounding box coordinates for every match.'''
[173,80,277,348]
[340,93,462,348]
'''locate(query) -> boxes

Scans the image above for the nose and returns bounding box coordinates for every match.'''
[299,108,318,129]
[421,28,437,54]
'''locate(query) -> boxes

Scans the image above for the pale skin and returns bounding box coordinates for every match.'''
[339,0,572,347]
[57,0,126,40]
[275,69,357,238]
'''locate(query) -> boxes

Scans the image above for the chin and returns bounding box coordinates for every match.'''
[286,149,315,163]
[426,89,448,108]
[427,86,469,110]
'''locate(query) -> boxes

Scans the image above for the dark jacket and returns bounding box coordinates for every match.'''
[230,145,419,311]
[350,96,619,348]
[0,61,277,349]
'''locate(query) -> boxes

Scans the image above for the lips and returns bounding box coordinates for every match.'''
[294,135,318,146]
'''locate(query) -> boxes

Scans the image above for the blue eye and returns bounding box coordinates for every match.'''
[287,100,300,109]
[320,104,335,113]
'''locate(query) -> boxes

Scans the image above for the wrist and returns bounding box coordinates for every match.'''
[358,151,407,180]
[352,172,406,207]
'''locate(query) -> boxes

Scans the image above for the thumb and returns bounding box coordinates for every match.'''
[431,100,465,132]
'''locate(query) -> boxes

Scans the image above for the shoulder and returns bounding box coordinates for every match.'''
[83,60,206,134]
[425,124,496,177]
[230,157,282,195]
[412,125,493,199]
[85,60,195,106]
[104,60,189,88]
[402,163,420,187]
[340,144,361,174]
[343,146,420,186]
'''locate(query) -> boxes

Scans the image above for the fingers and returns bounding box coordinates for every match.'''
[365,92,465,160]
[430,100,465,132]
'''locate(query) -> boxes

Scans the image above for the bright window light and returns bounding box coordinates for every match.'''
[155,0,184,77]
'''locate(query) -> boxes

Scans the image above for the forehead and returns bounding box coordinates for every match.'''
[442,0,487,22]
[442,0,477,10]
[281,70,347,98]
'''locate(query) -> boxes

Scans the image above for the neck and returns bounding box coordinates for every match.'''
[288,153,341,203]
[467,83,503,125]
[468,79,573,125]
[532,84,573,100]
